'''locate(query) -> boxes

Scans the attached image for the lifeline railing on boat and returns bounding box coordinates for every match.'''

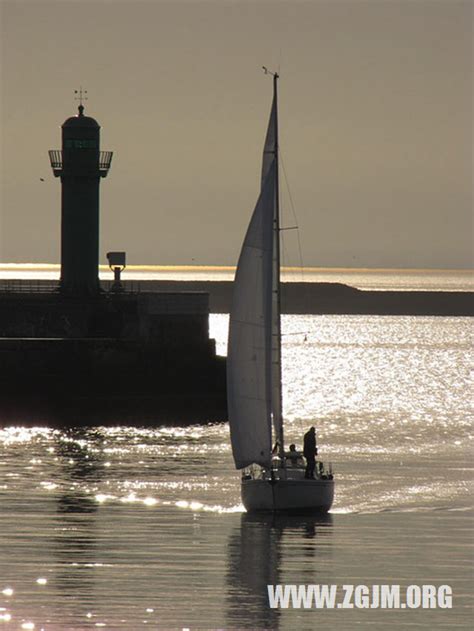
[242,460,334,481]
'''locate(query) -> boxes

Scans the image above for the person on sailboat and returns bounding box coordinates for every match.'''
[303,427,318,479]
[285,444,304,467]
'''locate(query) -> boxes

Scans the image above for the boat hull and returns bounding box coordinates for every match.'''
[241,477,334,513]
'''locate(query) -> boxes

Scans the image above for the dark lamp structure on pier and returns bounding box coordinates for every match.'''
[49,102,113,295]
[107,251,126,291]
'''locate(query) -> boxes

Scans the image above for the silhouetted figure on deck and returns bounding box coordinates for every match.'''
[303,426,318,479]
[285,443,304,467]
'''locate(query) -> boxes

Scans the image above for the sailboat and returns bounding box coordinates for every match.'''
[227,70,335,513]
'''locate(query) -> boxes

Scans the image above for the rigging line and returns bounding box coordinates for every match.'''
[278,165,296,286]
[280,150,305,284]
[281,331,310,336]
[279,150,313,320]
[280,230,291,281]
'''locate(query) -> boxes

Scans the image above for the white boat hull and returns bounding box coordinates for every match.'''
[242,476,334,513]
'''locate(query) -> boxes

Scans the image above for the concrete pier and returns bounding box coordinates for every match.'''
[0,288,226,425]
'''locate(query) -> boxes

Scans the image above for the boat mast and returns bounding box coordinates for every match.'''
[272,71,285,463]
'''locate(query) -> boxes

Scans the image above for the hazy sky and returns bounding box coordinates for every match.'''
[1,0,472,268]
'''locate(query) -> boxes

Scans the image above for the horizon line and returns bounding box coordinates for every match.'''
[0,263,472,274]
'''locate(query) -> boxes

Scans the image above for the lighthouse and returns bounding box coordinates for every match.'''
[49,92,113,294]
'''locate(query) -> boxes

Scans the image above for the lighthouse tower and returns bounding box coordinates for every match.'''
[49,93,113,294]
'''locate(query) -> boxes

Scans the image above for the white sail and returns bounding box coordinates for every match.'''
[261,92,276,187]
[227,162,277,469]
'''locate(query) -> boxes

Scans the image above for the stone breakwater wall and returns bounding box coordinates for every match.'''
[123,280,473,316]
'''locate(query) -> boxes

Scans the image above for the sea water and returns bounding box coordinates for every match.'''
[0,311,472,629]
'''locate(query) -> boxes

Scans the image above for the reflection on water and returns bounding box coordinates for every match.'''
[226,513,333,630]
[53,431,103,604]
[54,497,98,602]
[55,428,107,483]
[226,513,282,629]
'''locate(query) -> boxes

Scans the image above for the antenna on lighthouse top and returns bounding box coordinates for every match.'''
[74,87,88,115]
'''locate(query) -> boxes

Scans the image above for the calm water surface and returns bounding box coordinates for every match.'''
[0,315,472,629]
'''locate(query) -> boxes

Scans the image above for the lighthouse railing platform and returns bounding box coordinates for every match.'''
[99,151,113,176]
[48,150,113,177]
[48,150,63,176]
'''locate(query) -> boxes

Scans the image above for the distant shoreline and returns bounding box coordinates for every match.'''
[0,265,472,294]
[0,277,474,316]
[133,280,473,316]
[2,278,471,316]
